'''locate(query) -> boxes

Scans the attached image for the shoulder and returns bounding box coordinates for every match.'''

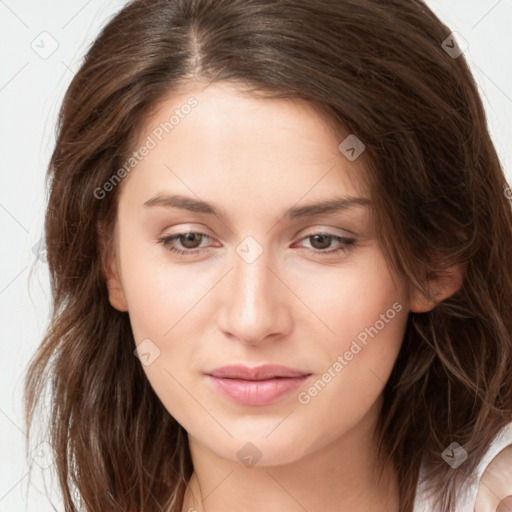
[413,423,512,512]
[475,444,512,512]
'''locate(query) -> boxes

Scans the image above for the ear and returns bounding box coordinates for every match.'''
[98,221,129,312]
[105,261,129,312]
[409,262,466,313]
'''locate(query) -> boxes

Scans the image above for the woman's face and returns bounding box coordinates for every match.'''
[106,81,413,466]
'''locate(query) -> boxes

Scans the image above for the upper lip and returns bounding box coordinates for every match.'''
[207,364,310,380]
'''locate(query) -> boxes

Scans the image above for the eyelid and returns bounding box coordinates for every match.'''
[160,224,214,237]
[294,224,358,239]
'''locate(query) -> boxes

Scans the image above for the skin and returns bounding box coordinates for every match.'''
[475,445,512,512]
[104,81,462,512]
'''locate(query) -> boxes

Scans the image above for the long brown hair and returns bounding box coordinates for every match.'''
[25,0,512,510]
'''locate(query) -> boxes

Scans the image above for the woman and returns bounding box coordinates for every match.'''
[25,1,512,511]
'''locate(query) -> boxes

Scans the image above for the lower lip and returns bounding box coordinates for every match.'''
[207,375,311,406]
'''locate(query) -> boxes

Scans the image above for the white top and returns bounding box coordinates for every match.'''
[413,421,512,511]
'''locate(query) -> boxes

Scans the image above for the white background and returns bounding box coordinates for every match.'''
[1,1,511,510]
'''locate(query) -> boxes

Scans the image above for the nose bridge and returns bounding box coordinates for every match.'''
[216,236,291,343]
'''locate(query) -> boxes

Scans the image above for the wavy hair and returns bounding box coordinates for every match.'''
[25,0,512,511]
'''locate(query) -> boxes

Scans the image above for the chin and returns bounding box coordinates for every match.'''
[196,428,312,468]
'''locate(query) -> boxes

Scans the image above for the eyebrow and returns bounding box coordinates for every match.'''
[143,193,372,220]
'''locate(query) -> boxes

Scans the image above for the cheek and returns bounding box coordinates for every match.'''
[295,302,408,453]
[118,235,209,343]
[290,248,407,348]
[295,250,408,405]
[117,239,207,422]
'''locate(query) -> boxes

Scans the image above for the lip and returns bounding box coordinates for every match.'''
[206,364,312,406]
[208,364,310,380]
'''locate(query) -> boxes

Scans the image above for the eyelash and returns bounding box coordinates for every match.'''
[157,231,356,257]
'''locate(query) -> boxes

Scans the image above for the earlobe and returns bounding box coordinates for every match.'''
[104,252,129,312]
[106,274,129,312]
[409,262,465,313]
[99,221,129,312]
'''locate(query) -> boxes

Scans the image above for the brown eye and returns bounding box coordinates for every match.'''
[309,234,334,250]
[157,232,211,256]
[297,233,356,256]
[178,233,204,249]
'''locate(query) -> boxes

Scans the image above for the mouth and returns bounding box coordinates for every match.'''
[206,364,312,406]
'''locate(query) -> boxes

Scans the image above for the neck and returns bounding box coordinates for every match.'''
[180,398,400,512]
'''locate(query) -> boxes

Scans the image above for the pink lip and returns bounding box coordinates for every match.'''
[206,365,311,406]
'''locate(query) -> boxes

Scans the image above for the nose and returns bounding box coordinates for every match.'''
[215,244,293,346]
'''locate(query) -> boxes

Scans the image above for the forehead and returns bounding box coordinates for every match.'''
[120,81,370,208]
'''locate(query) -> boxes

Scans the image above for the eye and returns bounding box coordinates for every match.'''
[157,231,356,258]
[157,231,212,256]
[294,233,356,256]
